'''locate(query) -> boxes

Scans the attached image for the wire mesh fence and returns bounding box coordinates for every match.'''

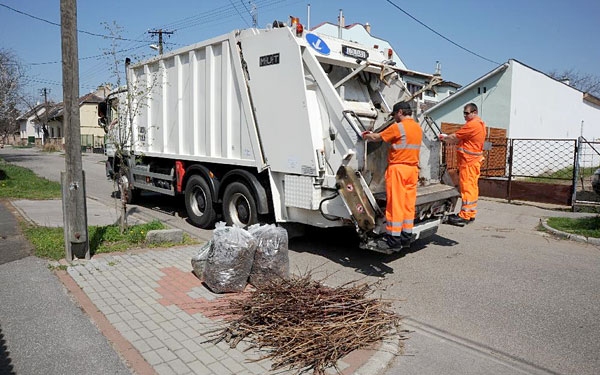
[509,139,576,180]
[441,138,600,207]
[444,138,576,180]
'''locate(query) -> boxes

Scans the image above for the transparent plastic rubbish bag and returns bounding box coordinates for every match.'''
[203,222,257,293]
[247,224,289,288]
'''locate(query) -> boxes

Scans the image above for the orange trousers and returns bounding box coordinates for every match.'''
[458,161,481,220]
[385,164,418,237]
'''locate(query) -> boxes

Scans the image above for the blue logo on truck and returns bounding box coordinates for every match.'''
[306,33,330,55]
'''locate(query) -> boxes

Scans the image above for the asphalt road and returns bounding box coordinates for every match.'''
[1,147,599,375]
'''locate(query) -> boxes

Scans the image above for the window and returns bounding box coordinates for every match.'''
[407,83,423,100]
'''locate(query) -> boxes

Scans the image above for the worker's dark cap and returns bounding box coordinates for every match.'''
[392,101,412,114]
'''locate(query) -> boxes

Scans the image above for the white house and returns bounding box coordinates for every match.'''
[17,103,49,145]
[425,59,600,175]
[425,59,600,140]
[16,86,110,149]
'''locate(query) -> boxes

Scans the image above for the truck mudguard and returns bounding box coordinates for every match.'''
[221,169,269,215]
[184,164,220,204]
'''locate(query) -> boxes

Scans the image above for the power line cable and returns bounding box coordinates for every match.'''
[384,0,501,65]
[15,0,303,94]
[0,3,151,43]
[26,44,150,66]
[157,0,296,32]
[229,0,251,27]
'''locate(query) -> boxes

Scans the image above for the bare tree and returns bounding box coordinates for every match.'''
[100,22,161,232]
[548,69,600,97]
[0,49,23,144]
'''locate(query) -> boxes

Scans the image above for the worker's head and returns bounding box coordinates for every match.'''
[392,101,413,117]
[463,103,478,119]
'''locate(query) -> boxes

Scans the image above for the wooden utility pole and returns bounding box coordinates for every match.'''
[60,0,89,260]
[39,87,50,144]
[148,29,173,54]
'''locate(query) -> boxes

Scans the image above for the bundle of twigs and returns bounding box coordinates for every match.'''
[208,274,402,374]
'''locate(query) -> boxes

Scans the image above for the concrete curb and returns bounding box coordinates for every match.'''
[539,218,600,246]
[354,337,401,375]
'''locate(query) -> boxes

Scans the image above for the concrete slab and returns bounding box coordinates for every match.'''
[11,198,142,227]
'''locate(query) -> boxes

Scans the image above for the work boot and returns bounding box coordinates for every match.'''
[400,232,412,249]
[385,235,404,250]
[447,214,469,227]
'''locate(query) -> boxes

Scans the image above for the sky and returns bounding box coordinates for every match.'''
[1,0,599,104]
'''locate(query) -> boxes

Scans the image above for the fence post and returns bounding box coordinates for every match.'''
[571,138,581,212]
[507,139,514,203]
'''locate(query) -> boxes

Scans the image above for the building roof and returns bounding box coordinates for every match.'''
[78,92,104,104]
[43,91,104,121]
[425,59,600,115]
[423,61,509,115]
[16,103,51,121]
[441,80,462,89]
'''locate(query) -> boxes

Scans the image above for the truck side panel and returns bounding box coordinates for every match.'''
[239,28,323,176]
[128,34,264,168]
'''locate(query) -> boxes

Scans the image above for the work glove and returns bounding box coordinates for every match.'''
[438,133,447,141]
[361,131,372,139]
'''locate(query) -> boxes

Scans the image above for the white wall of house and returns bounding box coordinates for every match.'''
[509,61,600,140]
[425,60,600,140]
[18,107,46,140]
[425,59,600,175]
[431,85,458,101]
[19,118,37,139]
[424,63,513,130]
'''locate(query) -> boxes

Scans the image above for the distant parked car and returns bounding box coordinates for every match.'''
[593,168,600,195]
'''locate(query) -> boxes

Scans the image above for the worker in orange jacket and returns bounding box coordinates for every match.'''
[439,103,486,226]
[363,101,422,249]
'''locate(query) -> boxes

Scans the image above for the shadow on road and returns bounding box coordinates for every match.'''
[0,150,49,163]
[288,226,460,278]
[104,190,462,278]
[0,324,16,375]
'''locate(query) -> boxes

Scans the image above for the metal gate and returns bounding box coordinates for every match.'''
[574,137,600,206]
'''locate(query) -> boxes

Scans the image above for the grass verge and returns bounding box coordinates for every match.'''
[546,216,600,238]
[21,220,195,260]
[2,157,197,259]
[0,159,62,199]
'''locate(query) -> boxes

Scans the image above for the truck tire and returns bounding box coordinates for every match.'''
[185,175,217,228]
[222,181,258,228]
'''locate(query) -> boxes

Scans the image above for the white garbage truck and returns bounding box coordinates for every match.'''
[98,18,459,253]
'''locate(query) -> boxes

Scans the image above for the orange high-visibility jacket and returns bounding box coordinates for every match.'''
[380,118,422,166]
[454,116,486,165]
[380,118,422,235]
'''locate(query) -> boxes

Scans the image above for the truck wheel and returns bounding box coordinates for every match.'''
[223,182,258,228]
[185,175,216,228]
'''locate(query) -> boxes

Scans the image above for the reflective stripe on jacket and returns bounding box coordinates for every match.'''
[455,116,486,165]
[380,117,422,166]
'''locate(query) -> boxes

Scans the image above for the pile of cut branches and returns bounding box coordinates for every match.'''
[208,274,403,374]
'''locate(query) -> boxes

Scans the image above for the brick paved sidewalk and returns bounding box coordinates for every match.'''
[57,246,396,375]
